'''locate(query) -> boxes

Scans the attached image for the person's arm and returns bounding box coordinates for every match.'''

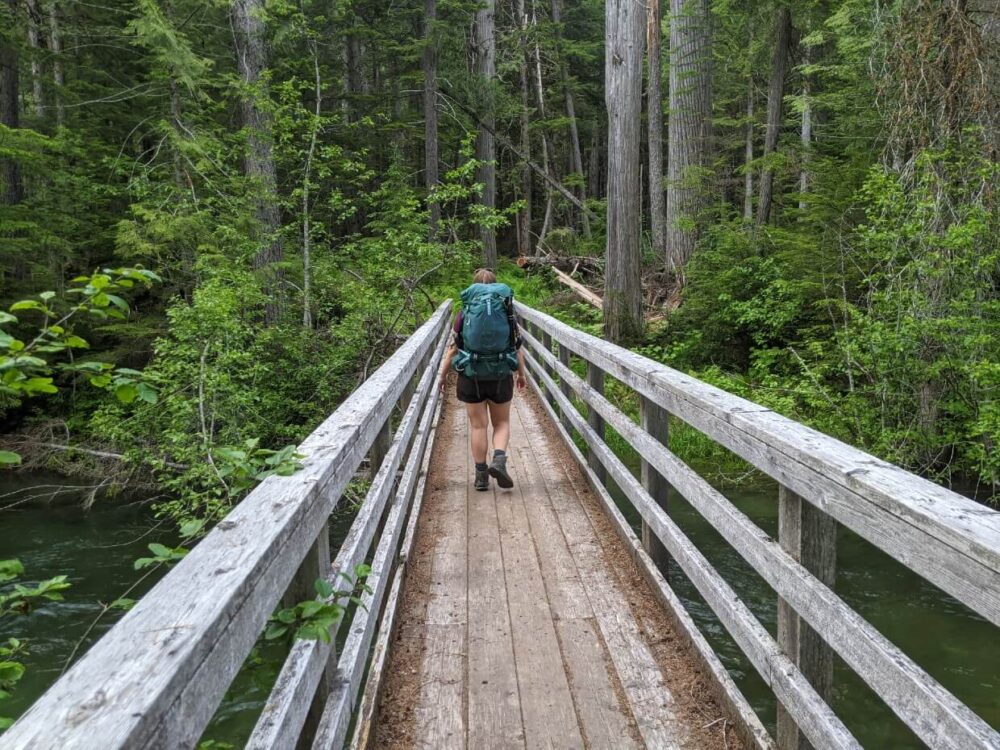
[439,341,457,392]
[515,347,527,390]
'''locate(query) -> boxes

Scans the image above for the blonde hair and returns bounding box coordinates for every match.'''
[473,268,497,283]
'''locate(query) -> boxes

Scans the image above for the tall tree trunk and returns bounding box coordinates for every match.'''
[743,79,754,220]
[517,0,532,256]
[603,0,645,343]
[46,0,63,127]
[301,40,321,329]
[646,0,665,260]
[474,0,497,268]
[423,0,439,238]
[1,0,22,207]
[665,0,712,276]
[25,0,44,118]
[756,6,792,226]
[550,0,590,239]
[231,0,283,322]
[799,46,811,211]
[530,0,553,252]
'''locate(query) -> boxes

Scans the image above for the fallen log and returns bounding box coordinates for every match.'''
[553,268,603,310]
[517,255,603,275]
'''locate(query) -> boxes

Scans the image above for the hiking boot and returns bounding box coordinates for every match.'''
[474,464,490,492]
[489,452,514,489]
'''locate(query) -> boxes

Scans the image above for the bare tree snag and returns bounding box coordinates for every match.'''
[473,0,497,269]
[423,0,439,237]
[647,0,666,261]
[603,0,645,343]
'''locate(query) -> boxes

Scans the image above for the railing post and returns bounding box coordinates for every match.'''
[370,419,393,480]
[639,397,670,572]
[282,526,333,746]
[558,343,572,434]
[541,330,555,408]
[777,485,836,750]
[586,361,606,484]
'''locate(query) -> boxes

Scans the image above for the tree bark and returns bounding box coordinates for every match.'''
[603,0,645,343]
[744,78,754,220]
[756,6,792,226]
[646,0,665,260]
[423,0,439,237]
[1,0,22,207]
[25,0,45,118]
[551,0,590,239]
[665,0,712,276]
[517,0,532,256]
[46,0,63,127]
[231,0,283,322]
[799,46,811,212]
[473,0,497,269]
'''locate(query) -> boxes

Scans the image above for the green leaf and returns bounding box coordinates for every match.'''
[10,300,44,312]
[0,560,24,583]
[147,543,172,558]
[0,451,22,467]
[64,336,89,349]
[115,383,139,403]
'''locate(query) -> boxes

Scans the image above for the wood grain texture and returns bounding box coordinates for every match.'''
[524,336,1000,750]
[349,393,444,750]
[248,324,450,749]
[3,302,452,750]
[523,347,859,750]
[516,303,1000,628]
[522,373,774,750]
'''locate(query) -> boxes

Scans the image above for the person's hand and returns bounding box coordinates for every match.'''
[515,372,527,391]
[438,370,449,393]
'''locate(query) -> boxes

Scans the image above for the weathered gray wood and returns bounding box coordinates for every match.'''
[778,487,836,750]
[523,347,859,749]
[349,395,444,750]
[248,325,450,749]
[541,330,555,408]
[523,338,1000,750]
[558,343,573,434]
[467,464,523,747]
[494,429,585,748]
[311,355,445,750]
[3,302,452,750]
[369,419,393,480]
[280,527,333,748]
[511,398,681,748]
[522,372,774,750]
[640,396,670,572]
[516,303,1000,628]
[586,361,606,485]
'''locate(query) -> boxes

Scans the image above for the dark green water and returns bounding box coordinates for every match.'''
[1,468,998,747]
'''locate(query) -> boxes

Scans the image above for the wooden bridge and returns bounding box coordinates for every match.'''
[5,301,1000,749]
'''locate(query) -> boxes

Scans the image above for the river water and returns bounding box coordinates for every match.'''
[0,469,997,747]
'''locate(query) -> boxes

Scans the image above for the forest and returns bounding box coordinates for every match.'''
[0,0,997,739]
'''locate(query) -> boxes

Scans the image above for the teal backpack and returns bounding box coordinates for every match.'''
[452,282,519,380]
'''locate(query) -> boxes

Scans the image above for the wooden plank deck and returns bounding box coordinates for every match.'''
[373,390,739,749]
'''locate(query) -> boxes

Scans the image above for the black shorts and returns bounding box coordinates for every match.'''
[456,374,513,404]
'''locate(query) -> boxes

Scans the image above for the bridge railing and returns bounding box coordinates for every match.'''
[516,302,1000,750]
[4,300,453,750]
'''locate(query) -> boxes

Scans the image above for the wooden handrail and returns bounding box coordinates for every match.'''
[516,302,1000,750]
[3,301,453,750]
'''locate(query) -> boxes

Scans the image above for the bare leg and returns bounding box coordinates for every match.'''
[487,400,512,453]
[465,401,489,464]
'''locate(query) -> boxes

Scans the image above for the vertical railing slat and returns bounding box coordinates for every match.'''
[586,361,606,485]
[777,485,837,750]
[639,396,670,571]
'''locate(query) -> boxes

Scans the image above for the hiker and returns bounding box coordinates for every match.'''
[438,269,527,491]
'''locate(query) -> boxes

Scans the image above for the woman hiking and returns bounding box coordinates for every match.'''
[438,269,527,491]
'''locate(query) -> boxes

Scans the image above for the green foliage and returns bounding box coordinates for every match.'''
[265,565,372,644]
[0,561,72,727]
